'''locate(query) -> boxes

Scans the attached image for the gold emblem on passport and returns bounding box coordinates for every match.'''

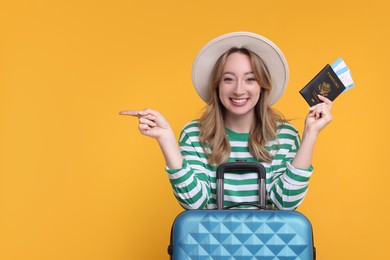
[318,82,331,97]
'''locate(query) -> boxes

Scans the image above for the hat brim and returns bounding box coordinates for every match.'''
[192,32,289,105]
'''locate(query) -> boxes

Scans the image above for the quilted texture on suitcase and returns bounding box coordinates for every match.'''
[170,209,314,259]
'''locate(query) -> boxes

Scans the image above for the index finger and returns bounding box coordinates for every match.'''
[309,95,332,110]
[317,94,332,104]
[119,110,141,117]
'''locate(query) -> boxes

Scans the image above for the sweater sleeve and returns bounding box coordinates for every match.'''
[165,122,211,209]
[268,123,314,210]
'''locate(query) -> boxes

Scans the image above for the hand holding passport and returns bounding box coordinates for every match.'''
[299,58,354,106]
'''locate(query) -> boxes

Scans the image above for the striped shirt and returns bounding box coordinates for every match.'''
[166,120,313,210]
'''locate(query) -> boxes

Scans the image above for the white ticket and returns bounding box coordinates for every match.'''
[331,58,354,92]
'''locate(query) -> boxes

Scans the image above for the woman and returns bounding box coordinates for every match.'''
[120,32,332,210]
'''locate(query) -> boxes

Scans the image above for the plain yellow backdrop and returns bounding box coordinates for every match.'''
[1,0,389,259]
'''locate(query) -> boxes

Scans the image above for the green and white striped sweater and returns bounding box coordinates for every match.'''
[166,120,313,210]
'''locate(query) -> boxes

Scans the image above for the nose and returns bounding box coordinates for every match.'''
[233,80,245,95]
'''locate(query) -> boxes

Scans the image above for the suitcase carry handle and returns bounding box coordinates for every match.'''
[216,161,266,210]
[223,202,266,210]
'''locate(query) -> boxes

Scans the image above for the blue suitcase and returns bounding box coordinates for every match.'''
[168,162,316,259]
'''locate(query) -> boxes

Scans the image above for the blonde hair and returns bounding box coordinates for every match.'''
[198,48,285,165]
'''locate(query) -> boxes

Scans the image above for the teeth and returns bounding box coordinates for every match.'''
[232,99,246,103]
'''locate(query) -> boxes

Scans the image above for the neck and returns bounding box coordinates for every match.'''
[224,112,255,133]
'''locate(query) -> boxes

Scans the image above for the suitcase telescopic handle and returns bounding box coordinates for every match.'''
[216,161,266,210]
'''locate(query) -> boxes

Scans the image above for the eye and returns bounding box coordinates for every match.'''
[223,77,234,83]
[246,77,257,83]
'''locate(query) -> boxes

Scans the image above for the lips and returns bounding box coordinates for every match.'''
[230,98,248,106]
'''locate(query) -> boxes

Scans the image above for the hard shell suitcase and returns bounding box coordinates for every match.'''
[168,161,316,259]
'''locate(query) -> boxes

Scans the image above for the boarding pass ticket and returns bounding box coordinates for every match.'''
[331,58,354,92]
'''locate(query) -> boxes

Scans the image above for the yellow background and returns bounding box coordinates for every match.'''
[1,1,389,259]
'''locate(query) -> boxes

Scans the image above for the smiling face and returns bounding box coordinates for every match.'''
[218,52,261,128]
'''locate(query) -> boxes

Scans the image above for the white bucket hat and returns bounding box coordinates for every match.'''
[192,32,289,105]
